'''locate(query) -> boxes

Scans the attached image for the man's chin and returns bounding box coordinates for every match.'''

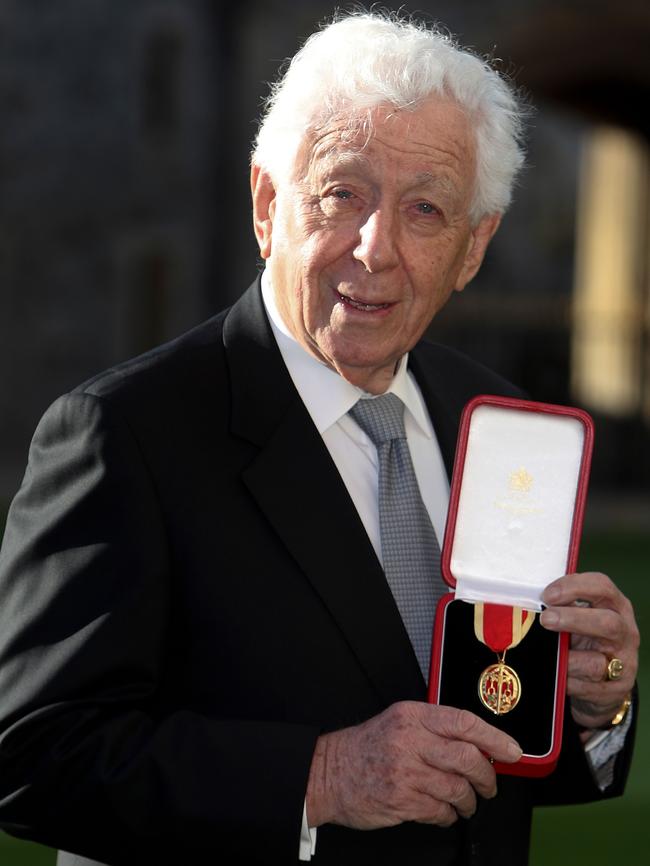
[328,354,403,394]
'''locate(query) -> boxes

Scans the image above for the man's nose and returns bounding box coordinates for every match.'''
[352,208,399,273]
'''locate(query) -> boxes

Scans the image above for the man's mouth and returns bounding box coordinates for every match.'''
[336,291,392,312]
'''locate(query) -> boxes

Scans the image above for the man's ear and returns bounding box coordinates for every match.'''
[251,163,276,260]
[454,213,501,292]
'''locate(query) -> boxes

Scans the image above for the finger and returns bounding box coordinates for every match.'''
[410,791,459,827]
[423,738,498,801]
[567,676,628,708]
[542,572,625,612]
[567,648,608,683]
[414,769,478,820]
[540,605,621,643]
[421,706,522,764]
[566,646,637,726]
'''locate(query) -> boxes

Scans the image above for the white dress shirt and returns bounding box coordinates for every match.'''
[260,275,450,556]
[259,272,631,861]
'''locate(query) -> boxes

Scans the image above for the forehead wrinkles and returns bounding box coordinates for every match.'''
[378,109,474,184]
[303,107,474,193]
[304,145,469,211]
[301,122,370,182]
[305,146,371,184]
[371,129,470,190]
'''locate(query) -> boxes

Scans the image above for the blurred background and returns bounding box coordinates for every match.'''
[0,1,647,863]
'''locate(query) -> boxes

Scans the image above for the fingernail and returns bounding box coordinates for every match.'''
[540,610,559,628]
[508,742,522,760]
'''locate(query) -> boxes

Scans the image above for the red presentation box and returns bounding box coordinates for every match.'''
[428,395,594,777]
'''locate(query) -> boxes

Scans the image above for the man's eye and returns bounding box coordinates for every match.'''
[332,189,354,200]
[416,201,437,214]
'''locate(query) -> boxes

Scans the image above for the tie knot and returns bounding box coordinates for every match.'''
[349,393,406,445]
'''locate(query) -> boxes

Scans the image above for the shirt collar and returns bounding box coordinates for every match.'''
[261,270,432,439]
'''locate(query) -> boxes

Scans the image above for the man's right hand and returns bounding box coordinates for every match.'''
[306,702,522,830]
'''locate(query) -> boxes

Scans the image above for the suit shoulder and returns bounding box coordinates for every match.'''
[71,310,230,408]
[412,340,525,400]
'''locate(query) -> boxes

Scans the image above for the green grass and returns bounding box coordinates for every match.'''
[0,526,646,865]
[531,530,649,865]
[0,834,55,865]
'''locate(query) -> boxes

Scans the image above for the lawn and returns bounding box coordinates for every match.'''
[530,530,649,865]
[0,514,646,865]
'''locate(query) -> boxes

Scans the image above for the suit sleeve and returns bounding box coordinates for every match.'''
[528,692,637,807]
[0,392,319,864]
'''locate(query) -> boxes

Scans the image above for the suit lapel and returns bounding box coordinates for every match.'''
[223,280,426,704]
[408,347,465,480]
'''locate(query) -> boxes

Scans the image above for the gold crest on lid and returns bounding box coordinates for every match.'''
[509,467,534,493]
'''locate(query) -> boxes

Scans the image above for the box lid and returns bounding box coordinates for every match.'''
[441,395,593,610]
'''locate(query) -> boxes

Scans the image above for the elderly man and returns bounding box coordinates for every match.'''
[0,11,638,866]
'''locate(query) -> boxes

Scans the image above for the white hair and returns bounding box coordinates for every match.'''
[252,10,527,222]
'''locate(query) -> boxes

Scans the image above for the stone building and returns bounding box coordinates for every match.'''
[0,0,222,496]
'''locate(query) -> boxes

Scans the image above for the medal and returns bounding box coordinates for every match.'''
[474,603,535,715]
[478,657,521,715]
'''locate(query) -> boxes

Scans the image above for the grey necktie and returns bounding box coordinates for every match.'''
[350,393,444,679]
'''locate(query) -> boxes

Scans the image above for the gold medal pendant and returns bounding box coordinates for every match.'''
[474,604,533,715]
[478,652,521,715]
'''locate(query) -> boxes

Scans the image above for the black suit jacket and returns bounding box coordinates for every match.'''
[0,279,633,865]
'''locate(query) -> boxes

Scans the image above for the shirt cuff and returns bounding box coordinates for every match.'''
[583,702,634,791]
[299,800,318,861]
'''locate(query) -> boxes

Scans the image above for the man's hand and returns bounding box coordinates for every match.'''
[541,572,639,730]
[305,702,522,830]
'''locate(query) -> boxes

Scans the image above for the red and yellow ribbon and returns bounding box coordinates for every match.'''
[474,602,535,653]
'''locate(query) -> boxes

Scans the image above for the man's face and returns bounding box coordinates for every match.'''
[252,97,500,393]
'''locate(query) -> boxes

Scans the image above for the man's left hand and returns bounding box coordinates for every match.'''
[540,572,639,730]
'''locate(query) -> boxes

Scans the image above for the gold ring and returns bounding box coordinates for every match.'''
[606,658,624,680]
